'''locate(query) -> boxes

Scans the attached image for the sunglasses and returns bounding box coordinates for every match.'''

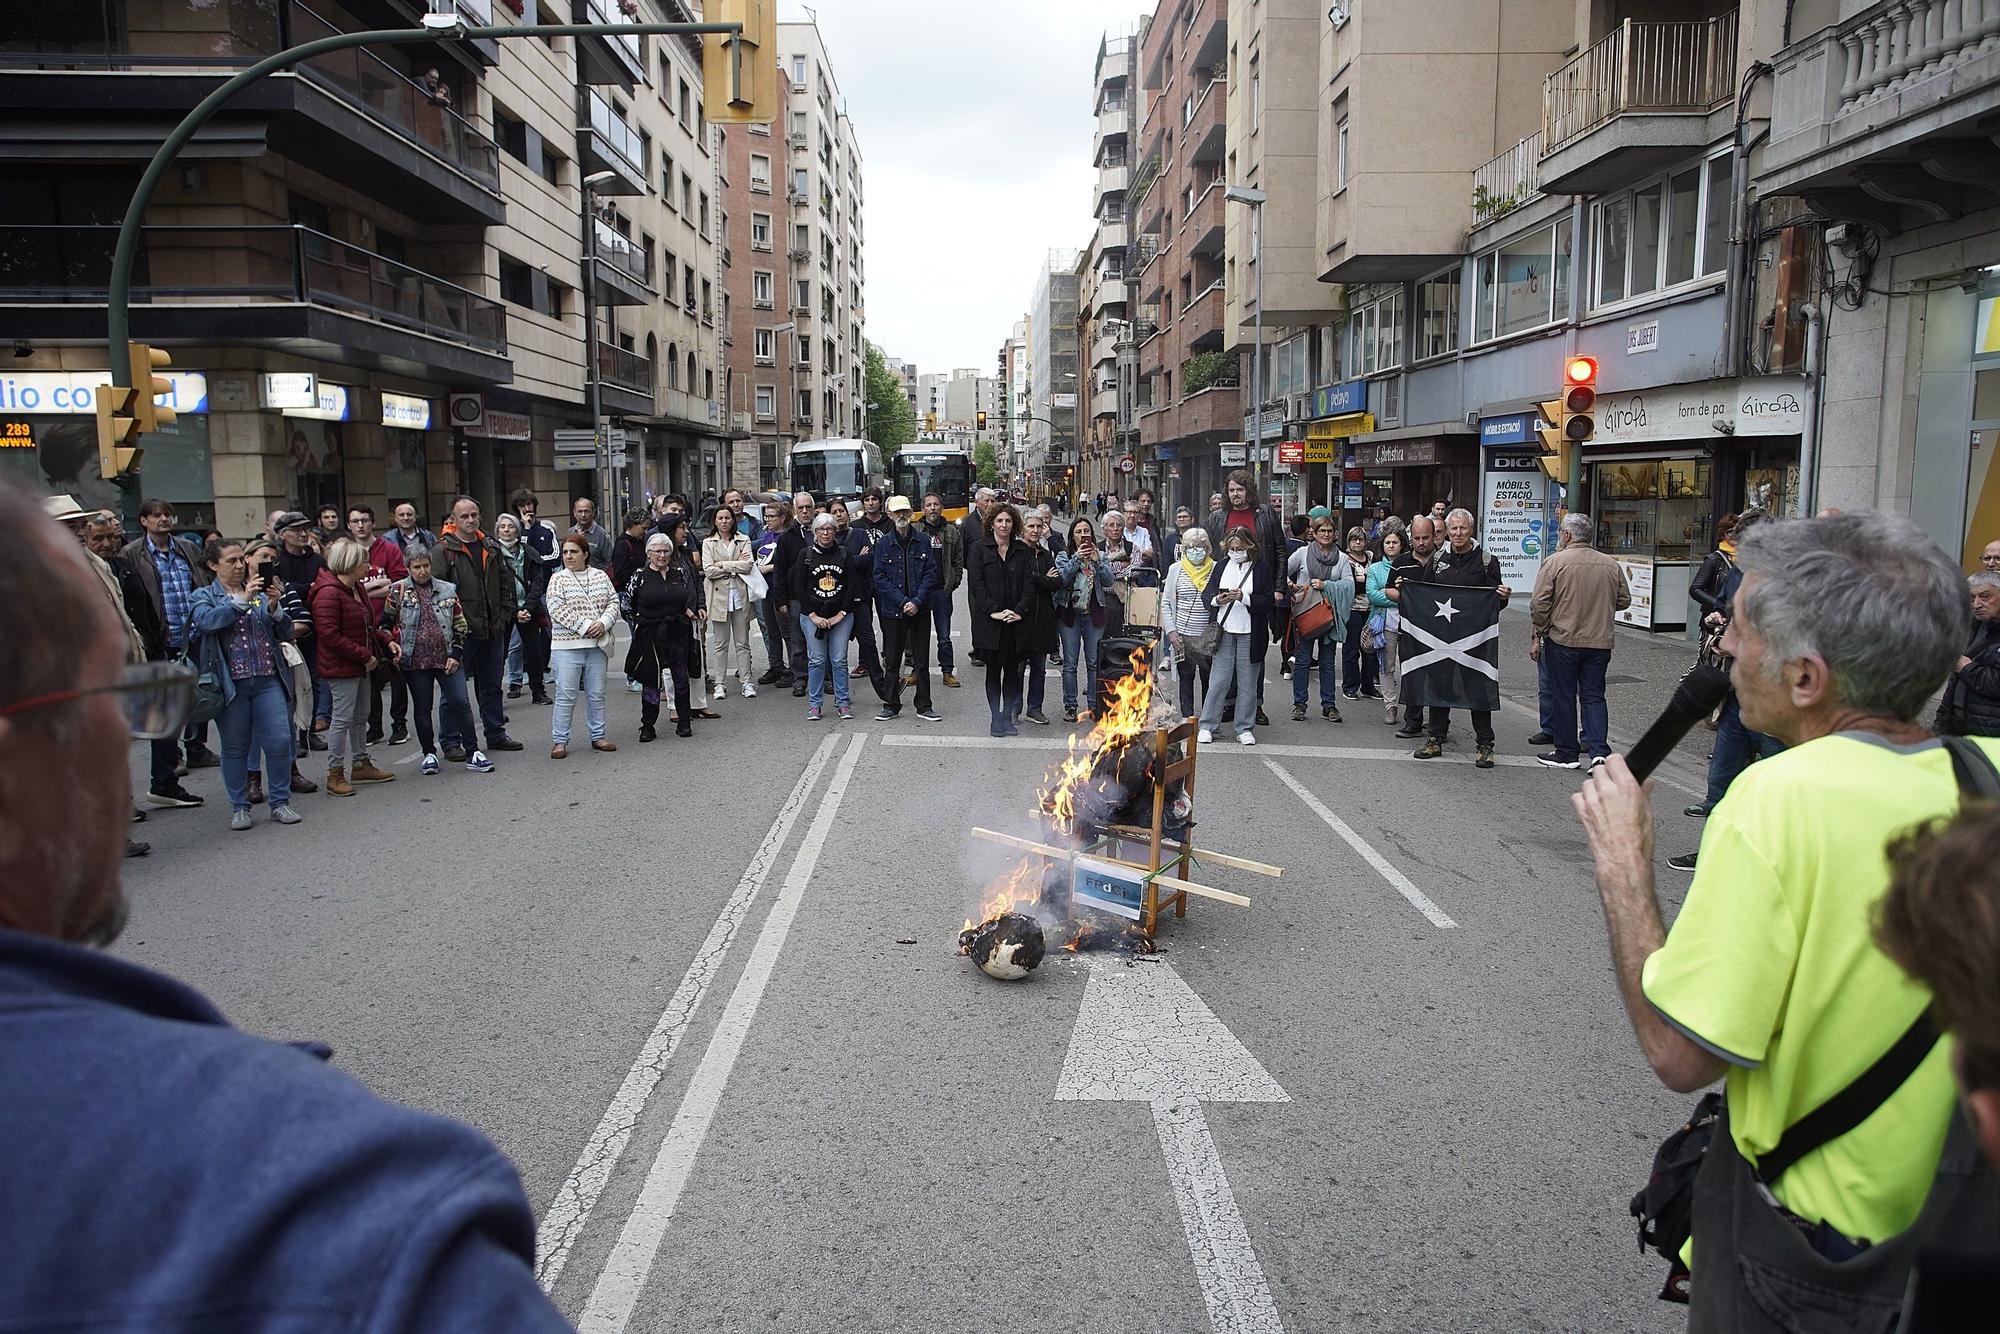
[0,660,196,740]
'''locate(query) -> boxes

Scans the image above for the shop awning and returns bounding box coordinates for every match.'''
[1305,412,1373,441]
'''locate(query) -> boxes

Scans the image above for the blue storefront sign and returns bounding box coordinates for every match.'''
[1478,411,1552,447]
[1312,381,1366,418]
[1155,444,1176,461]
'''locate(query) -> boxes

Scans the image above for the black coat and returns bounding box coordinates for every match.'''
[1200,556,1275,646]
[966,537,1037,658]
[1202,506,1287,605]
[1020,543,1062,658]
[773,523,809,604]
[1938,620,2000,738]
[621,562,698,652]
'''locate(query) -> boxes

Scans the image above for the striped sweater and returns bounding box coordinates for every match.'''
[544,566,619,652]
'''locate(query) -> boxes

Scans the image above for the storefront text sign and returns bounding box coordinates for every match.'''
[281,383,352,422]
[1615,557,1655,628]
[0,370,209,416]
[1478,412,1552,447]
[481,408,533,442]
[380,392,435,430]
[1592,376,1807,445]
[1481,449,1549,591]
[1305,412,1372,442]
[1313,381,1366,417]
[1355,438,1438,467]
[258,373,317,410]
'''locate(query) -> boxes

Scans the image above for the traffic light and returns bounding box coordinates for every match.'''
[976,410,987,431]
[701,0,778,125]
[1561,355,1597,445]
[95,342,173,478]
[1536,397,1569,483]
[925,410,937,433]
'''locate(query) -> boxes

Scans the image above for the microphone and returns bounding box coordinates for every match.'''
[1623,662,1732,782]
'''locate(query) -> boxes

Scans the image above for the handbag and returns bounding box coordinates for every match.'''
[178,640,226,729]
[1631,737,2000,1308]
[744,562,768,602]
[1291,595,1337,642]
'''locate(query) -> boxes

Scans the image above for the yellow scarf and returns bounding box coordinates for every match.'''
[1178,547,1213,590]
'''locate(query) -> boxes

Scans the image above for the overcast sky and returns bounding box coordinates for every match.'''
[787,1,1147,378]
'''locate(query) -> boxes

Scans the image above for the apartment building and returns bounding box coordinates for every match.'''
[1132,0,1238,513]
[0,0,753,531]
[1026,251,1082,483]
[1082,29,1139,500]
[915,373,951,426]
[776,22,867,446]
[999,322,1029,480]
[719,49,801,494]
[942,370,1002,447]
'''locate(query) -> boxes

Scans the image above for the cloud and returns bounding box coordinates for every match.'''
[787,0,1146,374]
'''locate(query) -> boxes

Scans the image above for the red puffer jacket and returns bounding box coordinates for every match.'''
[309,568,378,679]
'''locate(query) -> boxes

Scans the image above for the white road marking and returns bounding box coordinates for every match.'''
[576,733,868,1333]
[1265,760,1458,929]
[1494,693,1705,798]
[535,733,843,1291]
[1155,1100,1288,1334]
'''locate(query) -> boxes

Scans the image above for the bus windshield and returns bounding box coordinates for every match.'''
[893,453,972,518]
[791,450,866,499]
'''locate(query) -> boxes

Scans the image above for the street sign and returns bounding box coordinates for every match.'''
[1219,443,1248,467]
[1116,454,1135,474]
[553,428,598,454]
[554,454,595,472]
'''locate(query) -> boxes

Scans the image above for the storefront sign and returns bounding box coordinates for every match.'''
[1593,376,1807,446]
[380,392,435,430]
[1278,439,1336,465]
[1156,444,1177,461]
[1219,443,1248,466]
[1342,481,1364,505]
[1312,381,1366,417]
[281,382,352,422]
[480,407,533,441]
[0,369,209,415]
[1481,449,1549,590]
[1478,412,1551,447]
[258,372,318,410]
[1,419,34,448]
[1354,439,1440,467]
[1615,557,1655,628]
[1626,320,1660,356]
[1306,412,1373,442]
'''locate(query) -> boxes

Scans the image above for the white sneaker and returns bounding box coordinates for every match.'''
[1197,728,1214,744]
[1238,733,1258,746]
[741,681,757,698]
[627,679,643,694]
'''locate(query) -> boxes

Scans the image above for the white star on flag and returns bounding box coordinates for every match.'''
[1434,598,1460,623]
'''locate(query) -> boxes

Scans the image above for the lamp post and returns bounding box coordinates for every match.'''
[770,320,796,490]
[581,169,616,517]
[1225,184,1267,494]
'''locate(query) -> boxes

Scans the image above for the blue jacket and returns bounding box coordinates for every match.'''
[0,930,569,1332]
[188,582,296,708]
[872,521,939,619]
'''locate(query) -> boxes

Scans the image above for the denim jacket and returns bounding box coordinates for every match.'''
[379,576,466,661]
[1054,551,1117,609]
[188,583,295,708]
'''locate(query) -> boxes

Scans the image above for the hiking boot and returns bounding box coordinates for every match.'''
[349,761,396,784]
[507,683,523,699]
[324,771,354,797]
[1413,738,1443,759]
[245,773,265,806]
[488,735,524,752]
[1062,706,1077,722]
[289,766,318,794]
[1476,746,1496,769]
[1255,708,1270,728]
[941,672,960,688]
[1323,706,1342,723]
[183,744,220,769]
[1291,703,1308,721]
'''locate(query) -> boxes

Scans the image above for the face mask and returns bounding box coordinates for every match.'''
[1229,550,1249,565]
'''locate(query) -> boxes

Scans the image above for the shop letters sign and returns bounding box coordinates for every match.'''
[1356,439,1438,467]
[1592,376,1807,445]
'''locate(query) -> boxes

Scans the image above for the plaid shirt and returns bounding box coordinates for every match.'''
[150,543,196,650]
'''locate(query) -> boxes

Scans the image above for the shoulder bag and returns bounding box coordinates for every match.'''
[1632,737,2000,1317]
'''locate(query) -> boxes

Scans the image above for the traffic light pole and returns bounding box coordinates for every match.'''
[105,18,743,390]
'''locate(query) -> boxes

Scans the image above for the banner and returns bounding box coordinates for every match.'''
[1398,582,1501,712]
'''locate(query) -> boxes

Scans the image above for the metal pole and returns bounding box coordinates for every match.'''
[583,187,607,520]
[1251,201,1264,495]
[1797,304,1823,519]
[106,19,741,387]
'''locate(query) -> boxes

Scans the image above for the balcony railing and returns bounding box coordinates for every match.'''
[592,219,650,286]
[583,0,643,66]
[0,223,505,353]
[595,341,652,394]
[1471,131,1543,226]
[1542,13,1738,153]
[584,89,648,176]
[1832,0,1998,110]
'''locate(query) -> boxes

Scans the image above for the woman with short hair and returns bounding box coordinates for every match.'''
[380,545,480,775]
[793,513,855,721]
[309,537,394,796]
[623,523,701,741]
[545,532,619,758]
[188,539,302,830]
[1163,526,1216,721]
[1285,515,1353,722]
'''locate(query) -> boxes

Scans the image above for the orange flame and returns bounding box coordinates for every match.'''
[1037,647,1154,837]
[964,856,1044,935]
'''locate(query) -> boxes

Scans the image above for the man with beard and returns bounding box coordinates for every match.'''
[0,481,570,1329]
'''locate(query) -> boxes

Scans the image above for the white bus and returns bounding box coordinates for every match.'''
[789,438,888,505]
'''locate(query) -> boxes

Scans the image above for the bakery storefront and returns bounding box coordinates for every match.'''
[0,367,212,525]
[1585,375,1804,631]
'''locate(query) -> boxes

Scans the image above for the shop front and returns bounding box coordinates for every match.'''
[1585,375,1805,631]
[1348,429,1478,527]
[1476,412,1558,593]
[1301,379,1369,514]
[0,366,213,526]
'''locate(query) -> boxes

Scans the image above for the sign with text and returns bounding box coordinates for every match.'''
[1312,381,1366,417]
[1480,449,1548,591]
[1073,854,1145,922]
[279,382,351,422]
[1592,376,1807,445]
[0,369,209,416]
[258,372,317,410]
[1615,557,1655,628]
[379,392,434,430]
[1219,443,1248,466]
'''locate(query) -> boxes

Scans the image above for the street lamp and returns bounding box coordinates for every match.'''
[582,168,617,514]
[1225,184,1267,493]
[769,320,797,484]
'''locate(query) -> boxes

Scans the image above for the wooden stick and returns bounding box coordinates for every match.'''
[969,827,1076,860]
[1096,825,1284,878]
[1149,874,1252,907]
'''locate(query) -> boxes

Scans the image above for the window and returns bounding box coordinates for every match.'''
[1473,217,1572,342]
[1415,269,1460,360]
[495,106,529,165]
[790,54,806,88]
[1343,286,1405,378]
[662,155,676,208]
[750,153,771,192]
[791,110,807,141]
[1592,153,1730,309]
[698,191,710,237]
[1336,119,1349,191]
[681,173,694,218]
[752,270,774,307]
[498,255,534,309]
[1248,54,1261,133]
[678,78,690,125]
[798,388,813,418]
[755,328,775,361]
[791,166,808,196]
[683,262,696,309]
[798,338,812,366]
[701,278,712,321]
[755,385,775,419]
[793,278,811,312]
[751,213,771,249]
[538,144,563,186]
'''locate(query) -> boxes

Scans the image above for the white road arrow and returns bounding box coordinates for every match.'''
[1056,959,1289,1333]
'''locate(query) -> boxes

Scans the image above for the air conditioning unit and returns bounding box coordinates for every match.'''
[1285,394,1309,422]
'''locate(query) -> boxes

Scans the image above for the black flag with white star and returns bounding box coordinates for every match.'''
[1398,582,1501,712]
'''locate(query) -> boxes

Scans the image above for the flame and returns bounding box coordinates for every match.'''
[1037,648,1154,837]
[963,857,1044,940]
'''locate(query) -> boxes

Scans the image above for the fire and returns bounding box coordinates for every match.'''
[964,857,1045,934]
[1038,648,1154,837]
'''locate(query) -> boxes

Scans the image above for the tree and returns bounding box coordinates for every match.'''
[863,343,915,453]
[973,440,1000,488]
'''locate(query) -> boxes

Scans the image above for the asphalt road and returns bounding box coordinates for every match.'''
[117,594,1719,1332]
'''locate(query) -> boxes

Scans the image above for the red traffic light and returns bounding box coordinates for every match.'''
[1564,355,1598,386]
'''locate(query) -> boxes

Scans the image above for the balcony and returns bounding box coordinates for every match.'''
[1183,281,1227,351]
[578,89,648,195]
[591,219,651,305]
[1178,383,1241,437]
[1184,178,1225,256]
[1090,280,1126,321]
[1538,12,1739,194]
[1471,132,1544,229]
[1761,0,2000,233]
[576,0,647,89]
[595,341,654,417]
[1091,384,1121,420]
[0,1,504,225]
[1093,162,1132,214]
[1185,77,1227,165]
[0,223,508,382]
[652,386,719,432]
[1096,216,1129,252]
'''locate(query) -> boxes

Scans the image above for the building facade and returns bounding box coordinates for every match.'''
[1026,250,1081,492]
[719,46,801,494]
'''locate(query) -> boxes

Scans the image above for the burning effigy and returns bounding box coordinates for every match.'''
[958,644,1281,980]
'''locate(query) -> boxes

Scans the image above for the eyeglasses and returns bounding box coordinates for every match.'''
[0,660,196,740]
